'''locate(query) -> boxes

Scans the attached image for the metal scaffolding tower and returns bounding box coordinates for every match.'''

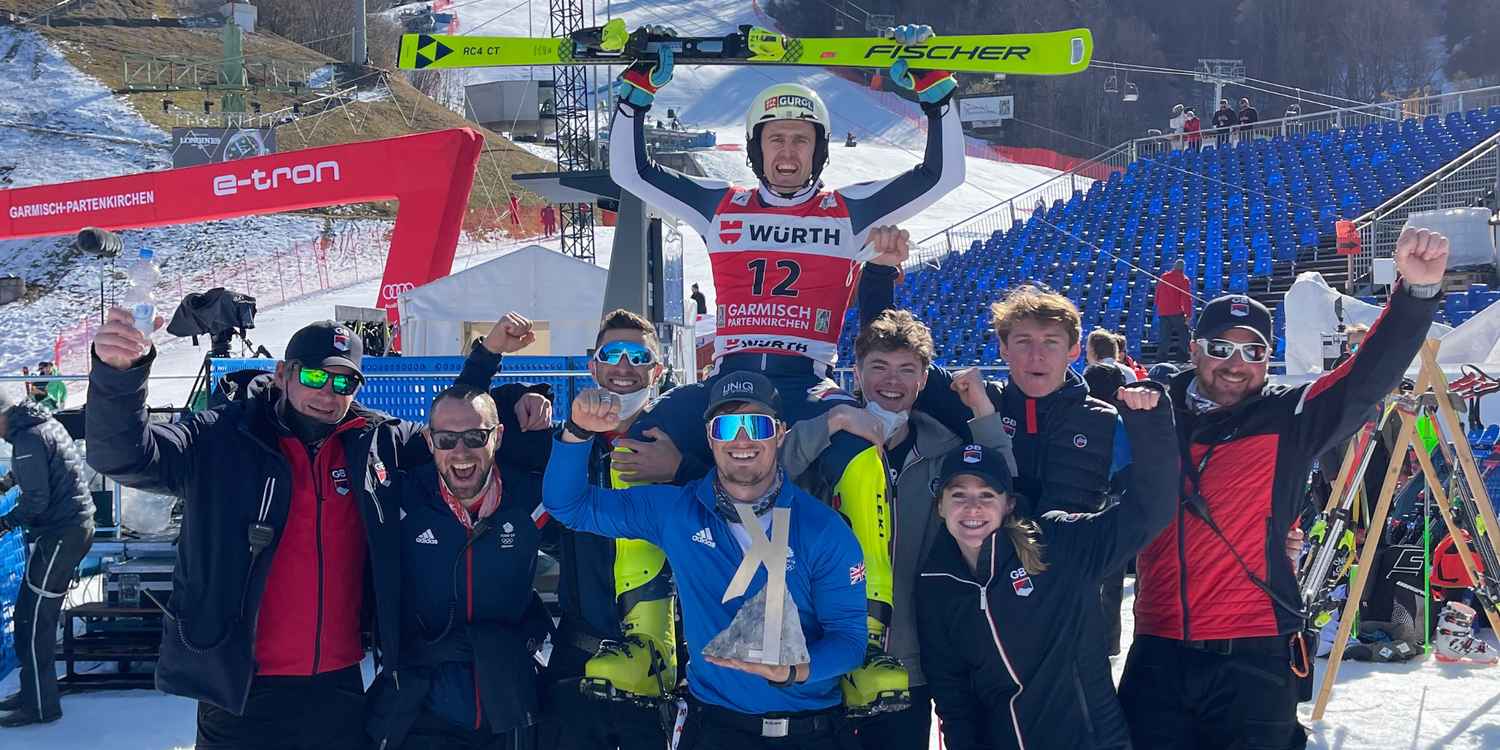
[550,0,596,263]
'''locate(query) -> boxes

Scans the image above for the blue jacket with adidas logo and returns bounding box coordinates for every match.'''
[365,461,552,748]
[542,435,868,714]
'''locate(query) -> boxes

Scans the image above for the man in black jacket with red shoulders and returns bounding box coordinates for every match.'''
[1119,227,1449,750]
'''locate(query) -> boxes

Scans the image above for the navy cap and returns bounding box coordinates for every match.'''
[285,321,362,375]
[1148,362,1181,384]
[937,444,1014,496]
[1194,294,1273,346]
[703,371,782,419]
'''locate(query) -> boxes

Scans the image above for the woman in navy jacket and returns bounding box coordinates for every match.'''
[916,383,1177,750]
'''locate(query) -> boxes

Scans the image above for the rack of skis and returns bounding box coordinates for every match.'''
[1299,341,1500,718]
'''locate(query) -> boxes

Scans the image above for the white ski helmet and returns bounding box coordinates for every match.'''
[745,83,831,188]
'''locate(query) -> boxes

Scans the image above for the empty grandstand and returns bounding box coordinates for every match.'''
[840,91,1500,369]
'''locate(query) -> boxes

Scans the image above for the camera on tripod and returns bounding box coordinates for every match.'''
[166,287,265,358]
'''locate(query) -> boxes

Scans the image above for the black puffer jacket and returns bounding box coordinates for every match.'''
[916,383,1178,750]
[2,400,93,536]
[85,344,504,714]
[915,368,1122,516]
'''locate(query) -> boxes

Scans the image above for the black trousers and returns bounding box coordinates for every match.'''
[851,686,930,750]
[196,665,368,750]
[404,709,534,750]
[1157,314,1190,362]
[536,677,667,750]
[1118,635,1307,750]
[679,697,853,750]
[13,521,92,720]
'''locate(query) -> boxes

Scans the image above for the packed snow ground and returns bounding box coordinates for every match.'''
[4,581,1499,749]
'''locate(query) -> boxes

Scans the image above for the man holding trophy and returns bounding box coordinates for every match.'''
[542,372,867,749]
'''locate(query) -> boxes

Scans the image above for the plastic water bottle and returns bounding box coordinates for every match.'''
[121,248,160,339]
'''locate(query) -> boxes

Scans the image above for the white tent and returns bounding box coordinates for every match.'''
[1282,271,1453,376]
[397,245,609,356]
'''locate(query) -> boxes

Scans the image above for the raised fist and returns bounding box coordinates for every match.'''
[862,225,911,267]
[1393,226,1449,287]
[484,311,537,354]
[1115,385,1161,411]
[950,367,995,417]
[570,388,623,434]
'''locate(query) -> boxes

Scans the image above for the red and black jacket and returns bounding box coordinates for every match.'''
[1135,283,1439,641]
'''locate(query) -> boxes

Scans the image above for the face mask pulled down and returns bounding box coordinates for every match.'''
[865,401,910,441]
[611,387,652,421]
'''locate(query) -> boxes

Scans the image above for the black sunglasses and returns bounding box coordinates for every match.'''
[429,426,497,451]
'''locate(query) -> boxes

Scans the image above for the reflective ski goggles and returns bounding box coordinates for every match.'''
[708,414,778,442]
[297,365,362,395]
[1196,338,1269,364]
[594,340,657,367]
[429,426,497,451]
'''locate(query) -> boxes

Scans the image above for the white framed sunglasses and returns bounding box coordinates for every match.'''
[1196,338,1269,363]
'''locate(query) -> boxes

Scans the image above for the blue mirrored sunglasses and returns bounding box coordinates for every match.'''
[708,414,778,442]
[594,340,657,367]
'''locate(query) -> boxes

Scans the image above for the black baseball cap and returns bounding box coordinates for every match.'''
[285,321,363,375]
[1194,294,1273,346]
[703,371,782,419]
[937,444,1014,496]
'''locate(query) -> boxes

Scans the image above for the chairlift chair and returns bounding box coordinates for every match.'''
[1104,75,1119,94]
[1123,81,1139,102]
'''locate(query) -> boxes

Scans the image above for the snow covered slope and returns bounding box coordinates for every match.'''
[0,26,386,378]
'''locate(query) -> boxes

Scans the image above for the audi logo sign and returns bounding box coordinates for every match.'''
[383,282,416,300]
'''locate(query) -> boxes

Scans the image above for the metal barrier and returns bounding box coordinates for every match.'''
[208,356,599,423]
[910,143,1133,267]
[0,488,23,682]
[1352,130,1500,284]
[1130,85,1500,160]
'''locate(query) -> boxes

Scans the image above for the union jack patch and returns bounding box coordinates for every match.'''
[850,562,866,585]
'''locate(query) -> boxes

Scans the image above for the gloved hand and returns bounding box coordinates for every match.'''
[618,27,676,110]
[887,24,934,46]
[891,58,956,107]
[0,517,13,535]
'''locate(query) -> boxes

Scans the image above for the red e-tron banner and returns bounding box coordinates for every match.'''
[0,128,483,320]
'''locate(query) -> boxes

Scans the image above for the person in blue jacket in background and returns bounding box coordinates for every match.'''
[544,371,868,749]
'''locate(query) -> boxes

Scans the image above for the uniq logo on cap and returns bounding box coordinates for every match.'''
[963,445,982,463]
[332,327,351,351]
[1229,297,1250,317]
[721,379,754,395]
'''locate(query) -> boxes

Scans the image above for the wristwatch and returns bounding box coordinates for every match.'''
[563,418,596,441]
[766,666,797,688]
[1405,281,1441,299]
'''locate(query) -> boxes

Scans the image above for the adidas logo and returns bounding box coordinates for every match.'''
[415,529,438,545]
[692,527,716,548]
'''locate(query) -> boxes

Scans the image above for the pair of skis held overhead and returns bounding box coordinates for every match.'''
[398,16,1093,75]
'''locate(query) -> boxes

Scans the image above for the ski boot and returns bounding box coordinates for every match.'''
[583,454,681,704]
[581,589,679,704]
[831,445,910,716]
[1434,602,1499,665]
[840,624,911,717]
